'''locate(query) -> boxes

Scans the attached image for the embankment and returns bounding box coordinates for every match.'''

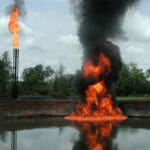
[0,99,150,119]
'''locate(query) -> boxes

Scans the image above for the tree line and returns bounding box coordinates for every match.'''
[0,51,150,98]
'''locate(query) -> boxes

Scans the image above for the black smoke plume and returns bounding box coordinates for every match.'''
[6,0,26,17]
[72,0,139,100]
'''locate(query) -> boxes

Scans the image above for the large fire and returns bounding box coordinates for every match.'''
[8,7,20,48]
[65,52,127,121]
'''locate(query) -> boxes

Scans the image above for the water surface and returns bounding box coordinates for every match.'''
[0,118,150,150]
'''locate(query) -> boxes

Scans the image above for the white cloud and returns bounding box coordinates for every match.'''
[109,8,150,70]
[58,34,80,45]
[110,8,150,71]
[23,38,35,48]
[124,8,150,42]
[20,22,33,35]
[0,16,9,34]
[56,0,69,2]
[1,1,149,76]
[44,60,60,70]
[0,16,32,35]
[0,0,83,76]
[17,10,82,75]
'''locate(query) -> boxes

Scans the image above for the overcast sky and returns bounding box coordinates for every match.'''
[0,0,150,76]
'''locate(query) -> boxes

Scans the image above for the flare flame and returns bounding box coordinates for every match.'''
[8,7,20,48]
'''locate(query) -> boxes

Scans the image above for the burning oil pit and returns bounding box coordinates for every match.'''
[0,117,150,150]
[65,0,139,121]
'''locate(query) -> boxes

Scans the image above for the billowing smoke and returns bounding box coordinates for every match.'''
[6,0,26,17]
[72,0,139,100]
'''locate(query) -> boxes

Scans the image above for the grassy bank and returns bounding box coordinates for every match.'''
[117,96,150,101]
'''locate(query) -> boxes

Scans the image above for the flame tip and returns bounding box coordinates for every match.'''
[9,7,20,48]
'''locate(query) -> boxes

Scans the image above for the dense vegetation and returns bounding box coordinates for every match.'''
[0,52,12,97]
[0,51,150,98]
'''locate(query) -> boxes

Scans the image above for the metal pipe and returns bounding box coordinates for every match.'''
[11,48,19,99]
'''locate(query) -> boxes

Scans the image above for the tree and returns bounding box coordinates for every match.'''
[146,69,150,79]
[45,66,55,80]
[20,63,75,98]
[0,51,12,97]
[56,63,65,77]
[49,64,75,98]
[129,63,148,95]
[116,63,150,96]
[52,74,74,98]
[20,64,54,95]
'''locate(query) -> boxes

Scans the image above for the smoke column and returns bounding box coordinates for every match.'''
[72,0,139,101]
[6,0,26,17]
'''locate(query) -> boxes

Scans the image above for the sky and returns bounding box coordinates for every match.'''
[0,0,150,76]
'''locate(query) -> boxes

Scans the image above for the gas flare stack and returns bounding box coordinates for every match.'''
[7,0,26,99]
[8,7,20,99]
[12,48,19,99]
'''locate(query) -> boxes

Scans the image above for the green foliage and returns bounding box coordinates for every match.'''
[0,51,150,98]
[0,51,12,97]
[146,69,150,79]
[20,64,55,96]
[52,74,74,98]
[115,63,150,96]
[20,64,75,98]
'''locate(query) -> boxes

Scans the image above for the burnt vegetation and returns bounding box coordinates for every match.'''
[0,51,150,99]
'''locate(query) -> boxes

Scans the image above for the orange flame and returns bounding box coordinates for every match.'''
[8,7,20,48]
[83,53,111,80]
[65,52,127,121]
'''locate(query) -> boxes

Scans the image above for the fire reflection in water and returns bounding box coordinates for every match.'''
[73,121,120,150]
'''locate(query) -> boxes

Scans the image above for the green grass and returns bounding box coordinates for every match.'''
[117,96,150,101]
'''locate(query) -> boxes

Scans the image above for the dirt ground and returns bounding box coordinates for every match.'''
[0,99,78,119]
